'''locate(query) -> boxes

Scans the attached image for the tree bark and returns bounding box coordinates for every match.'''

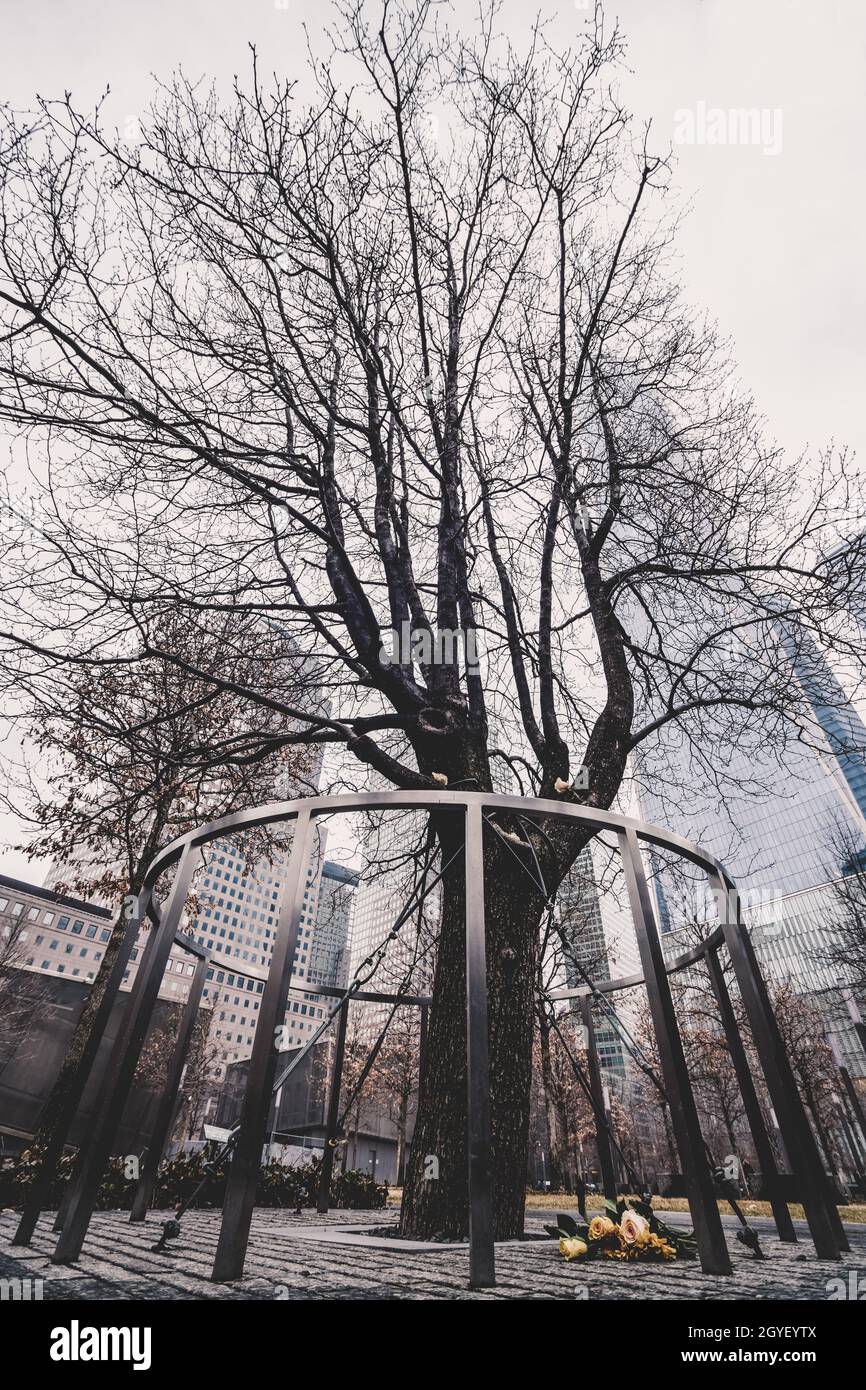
[400,816,547,1240]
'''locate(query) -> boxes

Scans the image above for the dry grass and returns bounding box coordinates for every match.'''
[523,1191,866,1224]
[386,1188,866,1224]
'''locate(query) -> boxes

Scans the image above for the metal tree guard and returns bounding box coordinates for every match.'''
[29,789,842,1286]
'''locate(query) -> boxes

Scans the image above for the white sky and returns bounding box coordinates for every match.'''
[1,0,864,877]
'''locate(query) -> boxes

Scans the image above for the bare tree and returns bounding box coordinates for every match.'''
[1,606,315,1238]
[0,0,861,1238]
[366,1006,421,1185]
[0,907,51,1068]
[811,821,866,996]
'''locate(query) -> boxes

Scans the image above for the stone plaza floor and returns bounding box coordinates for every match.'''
[1,1206,864,1301]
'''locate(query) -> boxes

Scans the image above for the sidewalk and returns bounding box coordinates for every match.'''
[1,1208,863,1301]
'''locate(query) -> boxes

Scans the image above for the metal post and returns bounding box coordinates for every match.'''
[838,1064,866,1152]
[618,831,731,1274]
[13,900,147,1246]
[52,855,197,1264]
[129,954,208,1222]
[316,997,349,1215]
[579,993,619,1209]
[464,801,496,1288]
[828,1034,866,1176]
[53,897,166,1237]
[710,870,842,1260]
[211,809,313,1281]
[704,946,797,1242]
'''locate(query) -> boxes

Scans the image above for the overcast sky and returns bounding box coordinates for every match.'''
[1,0,864,877]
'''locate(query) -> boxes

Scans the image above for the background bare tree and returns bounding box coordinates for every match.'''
[2,606,316,1240]
[0,907,51,1072]
[0,0,862,1237]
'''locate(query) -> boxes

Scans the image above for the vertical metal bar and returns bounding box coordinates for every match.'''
[464,801,496,1288]
[13,898,148,1246]
[53,896,163,1236]
[710,869,842,1260]
[578,993,619,1209]
[316,996,349,1215]
[618,831,731,1274]
[704,946,797,1242]
[52,854,197,1264]
[211,809,313,1281]
[838,1063,866,1151]
[129,953,208,1222]
[828,1035,866,1171]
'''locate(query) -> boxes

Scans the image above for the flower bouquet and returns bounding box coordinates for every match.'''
[545,1197,698,1263]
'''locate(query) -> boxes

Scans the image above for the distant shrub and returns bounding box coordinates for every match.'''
[0,1145,388,1212]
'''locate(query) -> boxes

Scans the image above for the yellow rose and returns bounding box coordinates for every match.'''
[588,1216,616,1240]
[619,1211,650,1247]
[647,1232,677,1260]
[559,1236,588,1261]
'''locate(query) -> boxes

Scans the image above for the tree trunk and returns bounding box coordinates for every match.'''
[399,817,545,1240]
[396,1092,408,1187]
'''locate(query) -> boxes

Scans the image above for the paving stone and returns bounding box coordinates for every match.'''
[1,1207,863,1301]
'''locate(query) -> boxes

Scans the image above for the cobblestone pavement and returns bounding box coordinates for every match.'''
[1,1207,863,1300]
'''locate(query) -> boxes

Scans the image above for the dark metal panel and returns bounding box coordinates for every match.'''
[129,953,209,1223]
[211,808,314,1281]
[704,946,797,1242]
[618,830,731,1275]
[464,801,496,1288]
[710,870,842,1260]
[51,857,196,1264]
[12,897,149,1247]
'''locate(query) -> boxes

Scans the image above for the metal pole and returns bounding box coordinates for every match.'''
[838,1065,866,1152]
[52,855,196,1264]
[13,900,148,1246]
[579,993,619,1209]
[618,831,731,1274]
[211,808,313,1281]
[464,801,496,1288]
[129,954,208,1222]
[316,997,349,1215]
[704,946,797,1243]
[710,870,842,1260]
[828,1034,866,1168]
[51,904,163,1236]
